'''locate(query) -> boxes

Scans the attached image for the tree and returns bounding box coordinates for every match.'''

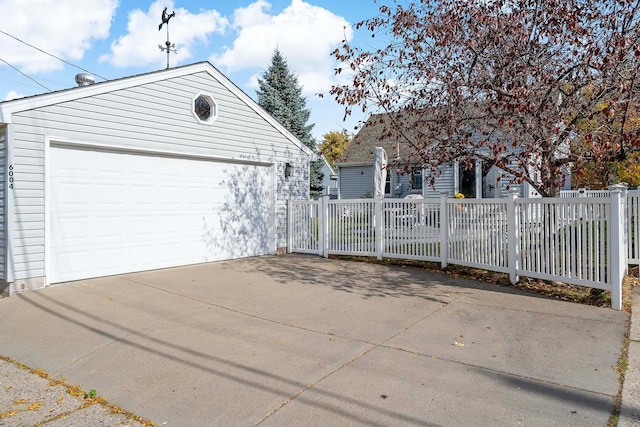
[256,49,324,196]
[318,130,351,167]
[572,152,640,189]
[331,0,640,196]
[572,102,640,188]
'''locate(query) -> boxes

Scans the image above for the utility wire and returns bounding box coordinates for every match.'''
[0,57,50,91]
[0,29,108,81]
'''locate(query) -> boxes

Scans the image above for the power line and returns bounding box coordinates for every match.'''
[0,57,50,91]
[0,28,108,81]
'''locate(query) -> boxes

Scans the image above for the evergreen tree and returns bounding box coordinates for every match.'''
[256,49,323,197]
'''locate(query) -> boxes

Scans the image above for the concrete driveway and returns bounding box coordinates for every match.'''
[0,254,627,426]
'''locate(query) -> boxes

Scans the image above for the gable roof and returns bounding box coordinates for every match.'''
[338,112,424,165]
[0,61,314,158]
[320,154,337,175]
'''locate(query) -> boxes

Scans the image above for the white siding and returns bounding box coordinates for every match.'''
[8,70,308,281]
[0,126,6,285]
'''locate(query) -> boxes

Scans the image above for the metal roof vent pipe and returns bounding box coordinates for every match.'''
[75,73,95,87]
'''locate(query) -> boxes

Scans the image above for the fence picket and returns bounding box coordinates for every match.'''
[288,189,634,310]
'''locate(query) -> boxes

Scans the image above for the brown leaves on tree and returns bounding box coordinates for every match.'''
[330,0,640,196]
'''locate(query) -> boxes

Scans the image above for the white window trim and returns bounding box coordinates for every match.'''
[191,92,218,125]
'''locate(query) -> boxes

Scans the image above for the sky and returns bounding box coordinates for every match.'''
[0,0,388,142]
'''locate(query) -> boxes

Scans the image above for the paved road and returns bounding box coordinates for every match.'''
[0,255,628,426]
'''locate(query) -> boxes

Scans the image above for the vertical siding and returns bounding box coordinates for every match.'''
[339,165,373,199]
[8,70,310,280]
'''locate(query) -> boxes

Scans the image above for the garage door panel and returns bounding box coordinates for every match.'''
[49,147,273,283]
[55,216,91,241]
[55,249,90,273]
[130,184,156,205]
[96,215,125,240]
[97,183,126,206]
[54,181,91,209]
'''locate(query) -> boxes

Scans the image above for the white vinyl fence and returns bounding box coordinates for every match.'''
[560,189,611,198]
[288,188,634,310]
[629,190,640,266]
[559,189,640,266]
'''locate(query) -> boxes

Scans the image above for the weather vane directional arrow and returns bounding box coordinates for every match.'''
[158,7,177,69]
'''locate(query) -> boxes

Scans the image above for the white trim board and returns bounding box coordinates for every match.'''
[0,62,314,159]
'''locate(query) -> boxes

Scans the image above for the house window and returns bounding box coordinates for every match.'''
[410,167,422,190]
[385,171,391,194]
[192,93,218,124]
[459,166,476,198]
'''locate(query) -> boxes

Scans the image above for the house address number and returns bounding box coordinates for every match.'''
[8,164,13,189]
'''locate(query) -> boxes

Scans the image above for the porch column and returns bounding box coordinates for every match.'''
[453,161,459,195]
[475,160,482,199]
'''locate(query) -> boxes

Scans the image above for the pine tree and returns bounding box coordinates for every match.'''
[256,49,323,197]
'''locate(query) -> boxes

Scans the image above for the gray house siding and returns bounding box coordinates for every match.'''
[423,166,455,198]
[393,171,414,197]
[339,162,456,200]
[339,165,373,199]
[6,68,308,282]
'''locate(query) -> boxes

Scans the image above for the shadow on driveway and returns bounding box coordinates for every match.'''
[0,254,627,426]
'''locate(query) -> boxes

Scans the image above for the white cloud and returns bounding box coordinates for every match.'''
[212,0,353,95]
[3,90,25,101]
[0,0,117,74]
[101,0,228,68]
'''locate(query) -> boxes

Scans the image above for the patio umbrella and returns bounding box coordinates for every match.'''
[373,146,388,199]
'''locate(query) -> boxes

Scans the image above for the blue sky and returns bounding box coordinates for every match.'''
[0,0,388,141]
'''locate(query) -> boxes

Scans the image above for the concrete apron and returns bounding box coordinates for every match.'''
[0,254,627,426]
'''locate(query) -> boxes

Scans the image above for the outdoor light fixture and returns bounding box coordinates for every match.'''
[284,162,292,179]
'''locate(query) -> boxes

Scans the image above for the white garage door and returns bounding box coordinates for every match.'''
[48,145,274,283]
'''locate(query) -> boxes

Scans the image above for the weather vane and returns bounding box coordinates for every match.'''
[158,7,177,69]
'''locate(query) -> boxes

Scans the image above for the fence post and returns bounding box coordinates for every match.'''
[610,183,629,275]
[440,192,449,268]
[375,198,384,260]
[507,188,520,284]
[287,199,293,254]
[610,188,624,310]
[321,196,330,258]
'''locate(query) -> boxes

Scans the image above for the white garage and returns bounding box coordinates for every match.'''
[0,62,312,293]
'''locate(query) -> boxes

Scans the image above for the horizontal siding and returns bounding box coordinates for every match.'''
[9,70,311,279]
[0,126,5,281]
[424,166,455,198]
[395,172,412,197]
[339,165,373,199]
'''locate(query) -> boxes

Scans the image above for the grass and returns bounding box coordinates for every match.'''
[0,355,156,426]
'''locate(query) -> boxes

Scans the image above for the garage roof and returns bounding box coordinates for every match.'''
[0,61,315,158]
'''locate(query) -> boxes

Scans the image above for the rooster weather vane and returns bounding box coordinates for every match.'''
[158,7,177,69]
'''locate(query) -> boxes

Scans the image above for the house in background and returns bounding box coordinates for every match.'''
[319,155,338,198]
[0,61,313,294]
[336,113,569,199]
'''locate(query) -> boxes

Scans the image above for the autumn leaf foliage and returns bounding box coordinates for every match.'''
[331,0,640,196]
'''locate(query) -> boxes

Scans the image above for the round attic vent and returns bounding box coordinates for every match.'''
[75,73,96,87]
